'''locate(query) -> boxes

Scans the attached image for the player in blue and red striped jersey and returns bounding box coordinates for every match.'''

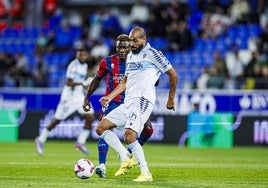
[83,34,154,178]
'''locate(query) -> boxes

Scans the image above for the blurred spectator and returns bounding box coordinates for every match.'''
[243,51,260,89]
[254,57,268,89]
[0,52,15,86]
[260,64,268,89]
[129,0,149,26]
[207,66,225,89]
[244,51,260,77]
[90,40,109,62]
[68,10,83,28]
[227,51,245,89]
[43,0,58,19]
[0,0,11,19]
[166,0,189,22]
[32,52,48,87]
[209,6,232,38]
[35,31,49,54]
[166,20,193,51]
[196,0,230,12]
[201,7,232,39]
[88,7,106,40]
[101,10,123,38]
[0,52,6,86]
[2,53,16,87]
[8,52,31,87]
[228,0,250,24]
[253,62,263,89]
[201,10,212,34]
[260,8,268,29]
[149,0,164,22]
[246,0,262,23]
[147,0,167,37]
[10,0,24,23]
[257,0,268,15]
[195,66,210,89]
[259,22,268,55]
[148,0,170,37]
[86,53,98,77]
[212,51,229,77]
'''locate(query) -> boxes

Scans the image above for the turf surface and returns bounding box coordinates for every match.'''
[0,140,267,188]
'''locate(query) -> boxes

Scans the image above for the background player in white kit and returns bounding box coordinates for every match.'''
[35,48,95,156]
[97,27,178,182]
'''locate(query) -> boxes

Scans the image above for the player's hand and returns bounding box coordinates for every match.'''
[99,96,111,107]
[83,99,91,112]
[82,84,89,90]
[166,98,175,111]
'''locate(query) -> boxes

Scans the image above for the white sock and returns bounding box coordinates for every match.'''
[101,130,129,162]
[38,128,50,143]
[77,129,90,144]
[128,140,150,174]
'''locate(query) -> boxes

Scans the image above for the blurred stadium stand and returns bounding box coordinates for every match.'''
[0,0,265,89]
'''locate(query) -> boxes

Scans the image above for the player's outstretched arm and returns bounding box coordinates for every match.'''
[165,68,178,111]
[83,76,102,112]
[99,76,127,106]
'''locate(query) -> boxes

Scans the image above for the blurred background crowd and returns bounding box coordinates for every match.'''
[0,0,267,90]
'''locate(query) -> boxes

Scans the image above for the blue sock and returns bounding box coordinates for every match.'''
[98,138,109,164]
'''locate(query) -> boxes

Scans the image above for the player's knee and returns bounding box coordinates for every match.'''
[124,129,137,144]
[96,119,114,136]
[96,124,104,136]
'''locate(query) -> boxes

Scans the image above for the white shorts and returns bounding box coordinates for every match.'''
[54,97,94,120]
[104,97,153,136]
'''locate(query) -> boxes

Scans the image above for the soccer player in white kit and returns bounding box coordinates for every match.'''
[35,48,95,156]
[96,27,178,182]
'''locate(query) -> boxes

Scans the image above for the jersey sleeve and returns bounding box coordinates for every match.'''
[96,58,108,78]
[150,48,173,73]
[66,61,75,79]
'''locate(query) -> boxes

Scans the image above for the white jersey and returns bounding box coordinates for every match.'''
[125,43,172,104]
[55,58,94,120]
[61,59,88,100]
[105,43,172,135]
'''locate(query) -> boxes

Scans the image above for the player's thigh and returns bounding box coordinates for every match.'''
[104,104,127,130]
[97,118,116,132]
[54,99,76,120]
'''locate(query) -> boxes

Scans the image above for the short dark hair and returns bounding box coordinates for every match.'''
[77,47,89,53]
[117,34,129,42]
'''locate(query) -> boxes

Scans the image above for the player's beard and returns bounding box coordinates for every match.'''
[131,44,143,54]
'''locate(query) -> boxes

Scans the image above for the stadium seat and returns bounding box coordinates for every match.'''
[150,37,168,51]
[248,24,261,37]
[164,52,174,63]
[193,39,205,51]
[206,39,216,51]
[1,28,19,38]
[20,27,38,38]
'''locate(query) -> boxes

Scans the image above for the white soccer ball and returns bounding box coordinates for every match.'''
[74,159,94,179]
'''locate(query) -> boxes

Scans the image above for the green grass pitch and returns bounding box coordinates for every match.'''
[0,140,267,188]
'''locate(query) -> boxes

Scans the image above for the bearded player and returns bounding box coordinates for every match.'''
[83,34,154,178]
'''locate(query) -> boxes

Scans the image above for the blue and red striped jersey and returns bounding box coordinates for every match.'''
[96,55,126,103]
